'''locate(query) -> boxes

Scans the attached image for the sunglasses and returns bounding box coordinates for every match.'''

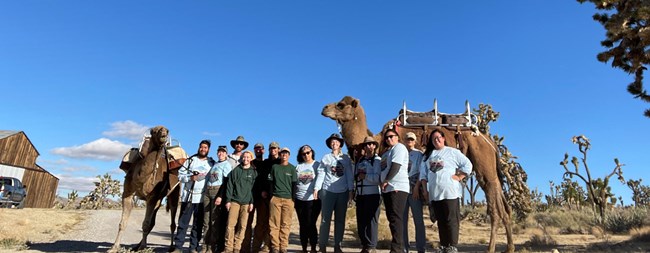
[385,135,397,139]
[302,151,312,155]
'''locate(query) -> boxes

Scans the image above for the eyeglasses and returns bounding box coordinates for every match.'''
[385,135,397,139]
[365,143,376,146]
[302,151,312,155]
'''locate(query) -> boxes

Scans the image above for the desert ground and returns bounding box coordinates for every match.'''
[0,207,648,253]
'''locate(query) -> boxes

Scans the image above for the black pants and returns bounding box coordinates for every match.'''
[356,194,381,250]
[295,199,321,250]
[431,198,460,247]
[382,191,408,253]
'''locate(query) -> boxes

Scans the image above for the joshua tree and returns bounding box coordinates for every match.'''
[577,0,650,117]
[474,104,533,221]
[560,135,625,223]
[626,178,650,207]
[80,173,122,209]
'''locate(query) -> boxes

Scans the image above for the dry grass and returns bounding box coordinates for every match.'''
[0,208,86,250]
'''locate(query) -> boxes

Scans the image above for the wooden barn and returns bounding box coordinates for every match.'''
[0,130,58,208]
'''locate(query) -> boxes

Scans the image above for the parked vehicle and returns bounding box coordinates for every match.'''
[0,177,27,208]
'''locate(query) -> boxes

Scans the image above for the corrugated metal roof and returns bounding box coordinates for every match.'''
[0,130,20,140]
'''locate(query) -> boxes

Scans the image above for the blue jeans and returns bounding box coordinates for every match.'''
[319,190,349,249]
[174,202,204,251]
[403,193,426,252]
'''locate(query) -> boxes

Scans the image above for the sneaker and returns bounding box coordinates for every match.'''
[445,246,458,253]
[435,246,446,253]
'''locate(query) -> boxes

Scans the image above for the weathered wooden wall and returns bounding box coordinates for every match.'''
[0,132,39,168]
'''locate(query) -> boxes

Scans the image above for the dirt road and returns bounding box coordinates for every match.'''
[15,209,384,253]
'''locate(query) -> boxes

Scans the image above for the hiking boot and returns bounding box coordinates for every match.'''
[445,246,458,253]
[319,246,327,253]
[334,246,343,253]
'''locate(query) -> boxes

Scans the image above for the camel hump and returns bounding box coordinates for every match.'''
[398,100,478,129]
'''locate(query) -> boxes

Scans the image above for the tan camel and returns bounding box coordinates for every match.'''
[109,126,182,252]
[322,96,514,253]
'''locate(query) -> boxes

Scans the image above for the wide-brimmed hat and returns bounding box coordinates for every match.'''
[325,133,345,149]
[230,136,249,149]
[360,136,379,147]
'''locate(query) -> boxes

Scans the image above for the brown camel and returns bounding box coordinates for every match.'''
[109,126,183,252]
[322,96,514,253]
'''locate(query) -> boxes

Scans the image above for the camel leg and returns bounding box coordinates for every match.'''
[500,193,515,253]
[134,197,162,251]
[168,189,179,251]
[109,191,135,253]
[488,202,499,253]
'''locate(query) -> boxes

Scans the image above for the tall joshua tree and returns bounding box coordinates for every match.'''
[578,0,650,117]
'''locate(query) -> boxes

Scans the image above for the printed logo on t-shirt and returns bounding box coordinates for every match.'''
[330,161,345,177]
[298,169,314,184]
[207,170,219,183]
[429,155,445,173]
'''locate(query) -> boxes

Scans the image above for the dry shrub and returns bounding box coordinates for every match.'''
[526,228,557,247]
[531,208,594,234]
[630,226,650,242]
[460,205,489,224]
[603,207,648,234]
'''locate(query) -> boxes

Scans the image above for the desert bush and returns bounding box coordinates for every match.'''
[603,207,648,234]
[0,237,27,250]
[532,209,595,234]
[525,228,557,247]
[460,205,489,224]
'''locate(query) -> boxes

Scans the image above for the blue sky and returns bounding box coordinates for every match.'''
[1,1,648,204]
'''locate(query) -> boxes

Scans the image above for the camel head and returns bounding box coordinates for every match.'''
[150,125,169,148]
[322,96,374,159]
[322,96,361,123]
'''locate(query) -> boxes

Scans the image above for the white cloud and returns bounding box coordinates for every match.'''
[51,138,131,161]
[54,174,100,192]
[60,165,97,173]
[202,131,221,137]
[102,120,149,140]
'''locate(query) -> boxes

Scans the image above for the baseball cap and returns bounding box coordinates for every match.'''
[280,147,291,153]
[254,143,264,149]
[406,132,417,140]
[217,145,228,152]
[269,141,280,149]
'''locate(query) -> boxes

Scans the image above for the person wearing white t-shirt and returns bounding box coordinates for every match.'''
[380,129,410,253]
[420,129,472,253]
[294,145,321,253]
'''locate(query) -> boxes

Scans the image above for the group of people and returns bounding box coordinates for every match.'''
[171,129,472,253]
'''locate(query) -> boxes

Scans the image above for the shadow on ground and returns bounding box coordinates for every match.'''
[27,240,171,253]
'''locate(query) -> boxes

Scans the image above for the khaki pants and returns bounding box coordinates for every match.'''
[202,186,221,247]
[225,202,251,251]
[269,196,294,251]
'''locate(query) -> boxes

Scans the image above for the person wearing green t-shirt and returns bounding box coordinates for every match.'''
[268,147,297,253]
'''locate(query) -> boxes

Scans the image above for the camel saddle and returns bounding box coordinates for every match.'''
[119,137,188,172]
[397,99,478,129]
